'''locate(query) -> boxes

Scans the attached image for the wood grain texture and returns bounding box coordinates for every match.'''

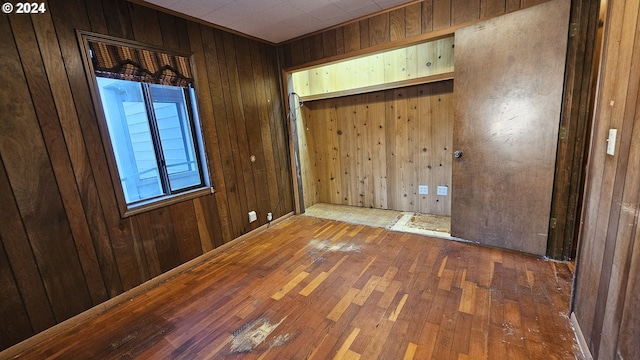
[451,0,570,255]
[279,0,549,69]
[278,0,586,259]
[572,0,640,359]
[2,216,578,359]
[298,81,453,215]
[2,12,94,323]
[0,0,291,350]
[547,0,602,260]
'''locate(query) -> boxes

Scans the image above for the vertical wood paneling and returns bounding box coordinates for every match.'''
[222,32,256,233]
[506,0,521,12]
[328,102,342,205]
[300,82,453,215]
[0,239,33,350]
[84,0,108,34]
[13,11,108,305]
[298,106,317,208]
[236,35,268,231]
[203,27,244,238]
[310,34,324,62]
[128,2,162,46]
[548,0,602,259]
[406,3,423,37]
[102,0,133,39]
[452,0,480,25]
[50,0,141,293]
[250,41,280,218]
[481,0,506,17]
[390,8,407,41]
[278,0,560,71]
[157,11,180,50]
[169,202,203,263]
[262,44,294,217]
[193,196,223,252]
[359,19,371,49]
[573,0,640,359]
[335,27,345,55]
[417,85,433,214]
[369,13,391,46]
[344,22,361,53]
[135,212,162,278]
[618,220,640,359]
[322,29,338,58]
[433,0,452,30]
[1,0,292,350]
[1,14,93,323]
[429,81,454,215]
[148,208,181,273]
[187,22,232,243]
[422,0,435,33]
[0,158,56,336]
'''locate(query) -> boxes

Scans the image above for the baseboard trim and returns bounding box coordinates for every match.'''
[571,312,594,360]
[0,211,294,358]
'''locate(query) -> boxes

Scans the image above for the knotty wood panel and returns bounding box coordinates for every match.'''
[299,81,453,215]
[573,1,640,359]
[280,0,594,261]
[0,0,291,350]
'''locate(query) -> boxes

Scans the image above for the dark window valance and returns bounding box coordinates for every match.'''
[89,41,193,87]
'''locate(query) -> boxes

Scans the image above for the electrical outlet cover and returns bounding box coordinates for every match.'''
[437,186,448,196]
[248,211,257,223]
[418,185,429,195]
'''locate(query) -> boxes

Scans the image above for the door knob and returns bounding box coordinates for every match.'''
[454,150,463,158]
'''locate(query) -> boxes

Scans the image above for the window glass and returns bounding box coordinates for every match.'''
[96,77,205,205]
[97,77,163,203]
[148,84,202,191]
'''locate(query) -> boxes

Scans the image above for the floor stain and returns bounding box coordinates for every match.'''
[229,316,288,354]
[307,239,361,256]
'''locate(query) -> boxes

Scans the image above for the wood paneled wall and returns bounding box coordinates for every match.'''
[281,0,600,261]
[279,0,549,69]
[281,0,551,216]
[299,81,453,215]
[0,0,292,350]
[572,0,640,359]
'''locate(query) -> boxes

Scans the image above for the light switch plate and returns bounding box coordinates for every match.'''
[607,129,617,156]
[418,185,428,195]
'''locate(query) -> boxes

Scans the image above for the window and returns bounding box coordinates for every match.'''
[96,78,204,203]
[80,33,210,213]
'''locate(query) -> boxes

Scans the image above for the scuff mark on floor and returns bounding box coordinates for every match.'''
[229,316,288,354]
[307,239,361,256]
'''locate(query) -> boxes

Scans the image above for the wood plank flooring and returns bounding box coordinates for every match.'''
[4,216,579,359]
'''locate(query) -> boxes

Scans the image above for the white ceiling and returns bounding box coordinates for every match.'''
[141,0,414,44]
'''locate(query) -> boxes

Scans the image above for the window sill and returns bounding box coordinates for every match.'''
[122,187,215,218]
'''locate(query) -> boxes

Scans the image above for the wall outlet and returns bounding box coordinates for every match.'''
[248,210,257,223]
[267,212,273,221]
[437,186,448,196]
[418,185,429,195]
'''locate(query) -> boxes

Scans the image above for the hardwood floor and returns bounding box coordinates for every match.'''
[4,216,579,359]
